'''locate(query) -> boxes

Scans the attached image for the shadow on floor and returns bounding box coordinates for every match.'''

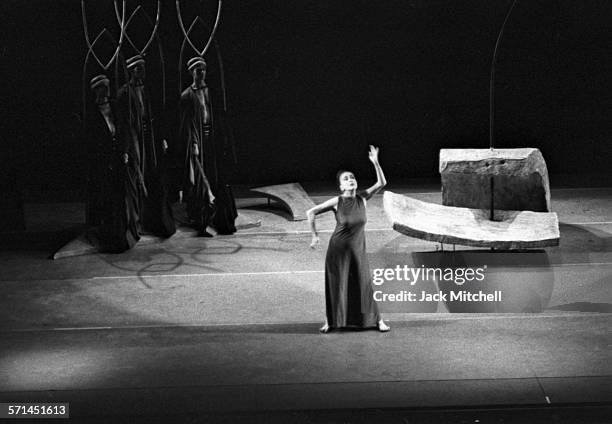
[412,250,554,313]
[241,203,295,221]
[556,223,612,255]
[548,302,612,313]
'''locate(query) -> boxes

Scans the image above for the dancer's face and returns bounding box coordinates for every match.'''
[338,172,357,192]
[93,82,110,102]
[131,63,145,81]
[192,64,206,83]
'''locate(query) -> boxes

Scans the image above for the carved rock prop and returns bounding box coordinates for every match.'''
[440,148,551,212]
[383,191,560,249]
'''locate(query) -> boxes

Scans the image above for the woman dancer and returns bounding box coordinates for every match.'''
[307,145,390,333]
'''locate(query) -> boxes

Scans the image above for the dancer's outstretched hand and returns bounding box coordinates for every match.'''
[368,145,379,164]
[309,235,320,249]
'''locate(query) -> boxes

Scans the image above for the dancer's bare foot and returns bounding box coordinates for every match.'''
[377,319,390,332]
[319,321,331,333]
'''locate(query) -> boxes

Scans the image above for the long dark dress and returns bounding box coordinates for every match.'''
[116,82,176,238]
[86,102,139,252]
[325,194,380,328]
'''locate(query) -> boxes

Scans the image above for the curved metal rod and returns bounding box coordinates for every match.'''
[489,0,518,149]
[176,1,202,55]
[178,16,222,94]
[114,49,129,98]
[115,5,144,54]
[178,17,200,94]
[215,36,237,165]
[201,0,222,57]
[83,28,111,120]
[82,0,126,70]
[178,16,228,110]
[139,6,167,107]
[114,0,161,56]
[119,4,167,108]
[157,31,167,108]
[178,15,227,102]
[113,50,122,98]
[176,0,222,57]
[82,28,119,126]
[213,38,227,112]
[88,27,113,60]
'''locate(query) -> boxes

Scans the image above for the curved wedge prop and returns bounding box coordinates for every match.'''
[383,191,559,249]
[251,183,315,221]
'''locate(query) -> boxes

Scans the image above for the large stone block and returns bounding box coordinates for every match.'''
[440,148,551,212]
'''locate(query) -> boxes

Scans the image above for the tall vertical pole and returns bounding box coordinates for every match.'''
[490,0,518,150]
[489,0,518,221]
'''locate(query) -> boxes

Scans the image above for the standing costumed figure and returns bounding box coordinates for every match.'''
[87,74,139,252]
[178,57,237,235]
[117,55,176,237]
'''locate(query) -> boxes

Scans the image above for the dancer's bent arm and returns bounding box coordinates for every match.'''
[363,145,387,200]
[306,197,339,248]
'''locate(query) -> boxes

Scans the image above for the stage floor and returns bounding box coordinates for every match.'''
[0,182,611,422]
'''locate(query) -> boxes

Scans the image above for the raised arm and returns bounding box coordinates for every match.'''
[306,197,339,248]
[363,145,387,200]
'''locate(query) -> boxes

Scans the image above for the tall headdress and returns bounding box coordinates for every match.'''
[81,1,126,122]
[90,74,110,89]
[187,57,207,71]
[126,54,146,70]
[113,1,165,105]
[176,0,222,91]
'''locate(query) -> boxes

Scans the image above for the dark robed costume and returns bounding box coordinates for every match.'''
[86,101,139,252]
[325,194,380,328]
[178,83,237,235]
[117,80,176,237]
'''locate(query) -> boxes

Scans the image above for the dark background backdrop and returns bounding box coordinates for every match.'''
[2,0,612,196]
